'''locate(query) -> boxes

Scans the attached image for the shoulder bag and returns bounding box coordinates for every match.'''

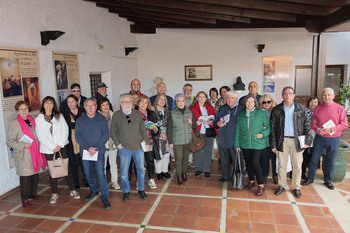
[47,150,69,178]
[189,127,206,152]
[232,151,243,189]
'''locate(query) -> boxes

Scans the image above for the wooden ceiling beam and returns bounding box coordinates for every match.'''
[272,0,349,7]
[184,0,338,16]
[120,0,297,22]
[130,24,156,34]
[319,4,350,31]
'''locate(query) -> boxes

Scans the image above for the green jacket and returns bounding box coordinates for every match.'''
[167,106,193,145]
[234,108,270,150]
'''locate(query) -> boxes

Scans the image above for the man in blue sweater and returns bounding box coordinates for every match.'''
[214,91,242,183]
[75,98,110,209]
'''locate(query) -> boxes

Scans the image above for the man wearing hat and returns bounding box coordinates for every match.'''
[59,83,87,113]
[96,82,113,111]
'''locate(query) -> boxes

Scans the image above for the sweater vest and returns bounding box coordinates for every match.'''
[171,108,193,145]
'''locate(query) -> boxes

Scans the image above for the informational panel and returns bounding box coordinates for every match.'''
[52,52,80,106]
[0,47,41,168]
[263,56,293,104]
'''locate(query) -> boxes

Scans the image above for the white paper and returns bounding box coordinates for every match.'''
[220,114,230,124]
[298,135,305,148]
[19,134,33,143]
[276,154,292,173]
[141,140,147,151]
[82,149,98,161]
[322,119,336,136]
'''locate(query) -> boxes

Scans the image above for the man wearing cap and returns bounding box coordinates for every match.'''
[129,79,143,96]
[150,82,175,110]
[59,83,87,113]
[96,82,113,111]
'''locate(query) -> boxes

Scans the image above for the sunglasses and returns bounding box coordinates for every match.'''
[262,100,272,104]
[72,89,81,92]
[126,115,131,124]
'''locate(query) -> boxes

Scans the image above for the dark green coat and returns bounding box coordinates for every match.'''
[234,108,270,150]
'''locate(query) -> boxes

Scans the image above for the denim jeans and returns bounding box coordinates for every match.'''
[119,148,145,193]
[194,135,214,172]
[307,135,340,183]
[82,153,109,201]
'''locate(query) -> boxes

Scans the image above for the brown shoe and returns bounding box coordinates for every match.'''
[256,186,264,196]
[182,173,188,181]
[274,186,285,195]
[244,182,255,190]
[273,176,278,184]
[177,175,183,185]
[293,189,302,198]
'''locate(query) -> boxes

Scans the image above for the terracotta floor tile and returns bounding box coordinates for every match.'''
[314,196,325,204]
[120,212,146,224]
[203,188,222,196]
[62,222,92,233]
[154,204,178,215]
[321,207,333,217]
[180,196,201,206]
[226,209,250,222]
[270,203,294,214]
[6,229,32,233]
[34,220,65,233]
[273,213,299,225]
[176,205,199,217]
[13,217,44,231]
[183,187,203,195]
[304,216,333,228]
[111,226,138,233]
[148,214,173,227]
[13,203,43,214]
[197,206,220,219]
[328,217,343,230]
[195,217,220,231]
[87,224,115,232]
[249,201,271,212]
[309,228,337,233]
[159,195,182,205]
[226,220,251,233]
[276,224,303,233]
[33,204,60,216]
[205,181,223,189]
[227,199,249,210]
[0,216,25,228]
[171,216,196,229]
[135,194,158,203]
[251,223,277,233]
[166,186,185,194]
[186,180,205,188]
[0,201,20,211]
[78,208,105,220]
[250,211,274,224]
[299,205,325,216]
[265,190,290,201]
[143,229,168,233]
[64,198,89,207]
[109,200,132,211]
[200,198,222,208]
[53,206,80,217]
[296,194,317,203]
[98,209,125,222]
[128,202,152,213]
[247,190,268,200]
[227,189,248,198]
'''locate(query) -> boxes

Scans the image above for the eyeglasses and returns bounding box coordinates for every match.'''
[126,115,131,124]
[72,89,81,92]
[262,100,272,104]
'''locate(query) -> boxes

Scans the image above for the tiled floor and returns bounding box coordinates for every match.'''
[0,142,350,232]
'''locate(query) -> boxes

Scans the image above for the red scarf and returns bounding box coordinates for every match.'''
[17,114,48,172]
[139,110,152,139]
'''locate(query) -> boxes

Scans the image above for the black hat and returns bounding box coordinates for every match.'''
[70,83,81,89]
[97,82,107,88]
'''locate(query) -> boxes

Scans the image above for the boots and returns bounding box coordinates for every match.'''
[182,173,188,181]
[177,175,183,185]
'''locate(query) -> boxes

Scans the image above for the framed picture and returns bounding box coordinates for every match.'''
[185,65,212,81]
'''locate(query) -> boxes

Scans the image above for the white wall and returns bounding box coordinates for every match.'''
[0,0,137,195]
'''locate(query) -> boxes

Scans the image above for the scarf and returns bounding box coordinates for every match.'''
[17,114,48,172]
[154,106,170,154]
[139,110,152,140]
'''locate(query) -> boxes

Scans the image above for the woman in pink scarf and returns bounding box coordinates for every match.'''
[6,101,48,208]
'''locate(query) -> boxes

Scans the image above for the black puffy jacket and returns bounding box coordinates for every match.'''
[270,101,313,152]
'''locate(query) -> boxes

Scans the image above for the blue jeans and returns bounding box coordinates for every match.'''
[119,148,145,193]
[82,153,109,200]
[307,135,340,183]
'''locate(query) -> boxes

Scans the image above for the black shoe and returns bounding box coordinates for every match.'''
[324,182,335,190]
[302,179,313,186]
[138,191,148,200]
[84,183,89,187]
[204,172,210,178]
[162,172,171,179]
[123,192,130,202]
[156,173,163,180]
[195,171,201,177]
[75,185,80,191]
[102,199,111,210]
[293,189,302,198]
[218,178,230,183]
[85,191,99,201]
[274,186,285,196]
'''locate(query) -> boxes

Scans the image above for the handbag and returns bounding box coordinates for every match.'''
[47,150,69,178]
[205,127,217,137]
[189,127,206,153]
[232,151,243,189]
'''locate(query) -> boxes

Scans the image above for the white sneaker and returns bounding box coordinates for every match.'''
[136,181,138,191]
[112,181,120,190]
[70,190,81,199]
[148,179,157,189]
[50,193,58,204]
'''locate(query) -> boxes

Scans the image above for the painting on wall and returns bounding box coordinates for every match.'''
[185,65,212,81]
[54,60,68,90]
[0,58,22,97]
[22,77,41,111]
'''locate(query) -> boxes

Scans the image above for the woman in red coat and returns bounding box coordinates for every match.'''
[190,91,217,177]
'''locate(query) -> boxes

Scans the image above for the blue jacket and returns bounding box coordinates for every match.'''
[75,112,109,155]
[214,104,242,149]
[150,94,175,110]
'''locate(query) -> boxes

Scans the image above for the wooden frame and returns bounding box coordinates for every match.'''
[185,65,212,81]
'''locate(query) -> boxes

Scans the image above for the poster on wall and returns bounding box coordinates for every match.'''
[262,56,293,104]
[0,47,41,168]
[52,52,80,106]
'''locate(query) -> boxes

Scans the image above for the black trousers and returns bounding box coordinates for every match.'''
[45,148,75,193]
[68,153,87,186]
[20,173,39,200]
[144,150,155,179]
[219,146,243,180]
[243,149,264,185]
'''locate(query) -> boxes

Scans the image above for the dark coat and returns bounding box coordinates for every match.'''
[63,107,83,156]
[59,95,87,113]
[270,101,312,152]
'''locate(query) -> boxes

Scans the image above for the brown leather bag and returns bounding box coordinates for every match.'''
[189,128,206,152]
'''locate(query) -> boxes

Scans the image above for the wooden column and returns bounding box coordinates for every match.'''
[311,33,327,100]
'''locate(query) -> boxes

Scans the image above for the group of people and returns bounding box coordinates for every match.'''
[7,78,347,210]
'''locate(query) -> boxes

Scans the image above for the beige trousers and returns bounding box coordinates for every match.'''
[276,138,303,189]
